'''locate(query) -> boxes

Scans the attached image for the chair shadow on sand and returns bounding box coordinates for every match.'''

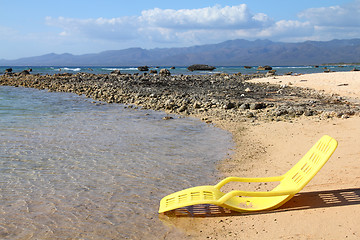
[160,187,360,218]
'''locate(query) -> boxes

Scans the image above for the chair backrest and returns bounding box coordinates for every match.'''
[278,135,338,192]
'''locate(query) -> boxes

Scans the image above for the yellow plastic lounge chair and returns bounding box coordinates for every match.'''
[159,135,338,213]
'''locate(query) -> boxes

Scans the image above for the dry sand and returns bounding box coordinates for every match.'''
[251,71,360,100]
[160,71,360,240]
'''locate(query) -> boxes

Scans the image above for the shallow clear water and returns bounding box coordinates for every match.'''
[0,86,233,239]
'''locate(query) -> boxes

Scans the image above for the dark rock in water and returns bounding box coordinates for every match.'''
[149,70,158,74]
[5,68,12,73]
[187,64,216,71]
[138,66,149,71]
[351,68,359,71]
[257,65,272,71]
[244,66,252,69]
[170,67,175,69]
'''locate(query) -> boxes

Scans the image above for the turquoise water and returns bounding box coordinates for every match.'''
[0,65,358,76]
[0,86,233,239]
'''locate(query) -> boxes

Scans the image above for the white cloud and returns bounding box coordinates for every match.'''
[3,2,360,59]
[299,1,360,27]
[257,20,314,41]
[297,0,360,40]
[45,4,278,47]
[46,16,139,40]
[139,4,272,29]
[42,1,360,50]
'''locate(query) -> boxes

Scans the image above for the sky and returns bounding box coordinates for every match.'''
[1,0,360,59]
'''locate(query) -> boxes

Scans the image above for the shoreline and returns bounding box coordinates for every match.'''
[2,71,360,239]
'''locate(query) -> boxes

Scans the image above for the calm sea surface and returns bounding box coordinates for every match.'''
[0,86,233,239]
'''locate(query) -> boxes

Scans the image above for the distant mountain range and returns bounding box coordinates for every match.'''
[1,39,360,66]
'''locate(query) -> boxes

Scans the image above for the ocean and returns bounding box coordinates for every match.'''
[0,65,358,76]
[0,85,233,239]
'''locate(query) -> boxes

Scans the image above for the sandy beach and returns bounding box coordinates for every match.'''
[252,71,360,100]
[161,71,360,239]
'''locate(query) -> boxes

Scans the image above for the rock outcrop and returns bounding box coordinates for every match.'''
[187,64,216,71]
[257,65,272,71]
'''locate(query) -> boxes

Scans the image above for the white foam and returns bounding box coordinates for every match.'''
[62,67,81,71]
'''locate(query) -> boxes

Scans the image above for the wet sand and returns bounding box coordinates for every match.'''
[162,71,360,239]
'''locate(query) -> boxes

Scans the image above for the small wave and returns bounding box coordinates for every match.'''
[62,67,81,72]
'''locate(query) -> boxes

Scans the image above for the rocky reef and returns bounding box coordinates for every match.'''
[1,71,359,122]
